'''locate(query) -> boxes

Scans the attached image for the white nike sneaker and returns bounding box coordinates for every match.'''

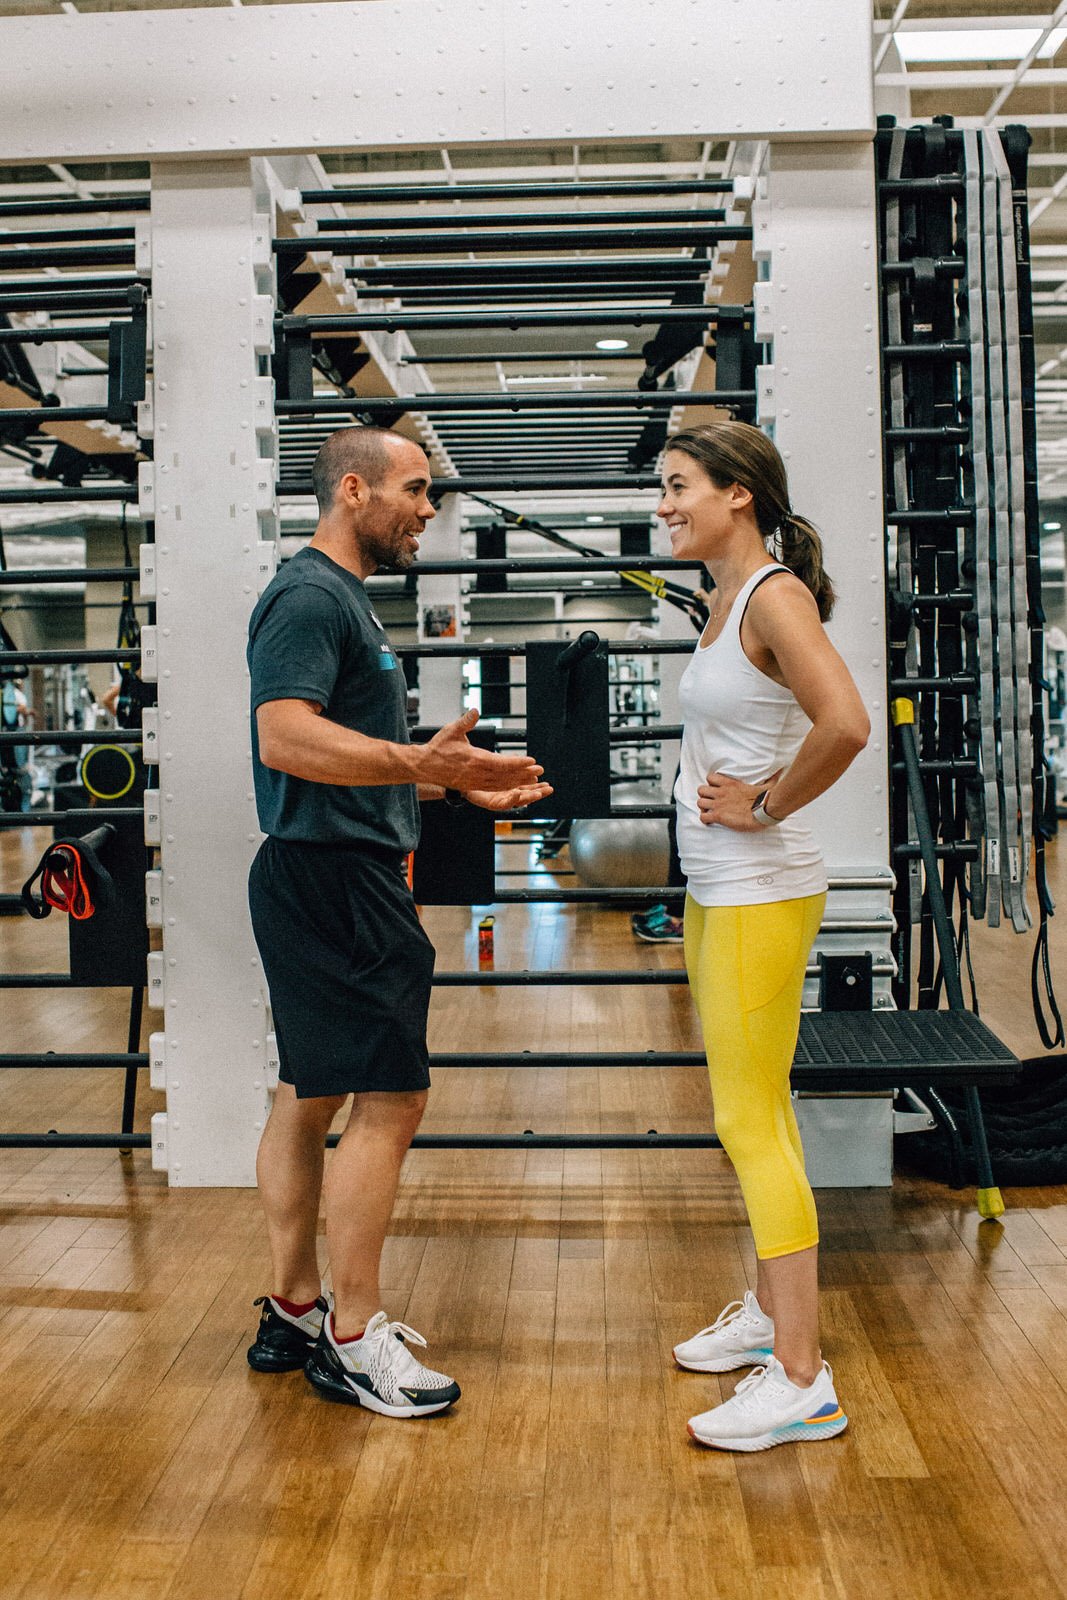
[673,1291,775,1373]
[304,1310,461,1418]
[687,1356,847,1452]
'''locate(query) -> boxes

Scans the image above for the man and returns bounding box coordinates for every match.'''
[245,425,550,1417]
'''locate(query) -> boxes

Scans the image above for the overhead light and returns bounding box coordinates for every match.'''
[586,514,605,523]
[895,28,1067,64]
[595,338,629,351]
[1043,520,1063,530]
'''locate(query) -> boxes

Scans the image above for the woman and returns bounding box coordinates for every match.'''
[660,421,869,1452]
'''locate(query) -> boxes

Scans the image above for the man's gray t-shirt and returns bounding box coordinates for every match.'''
[247,546,419,851]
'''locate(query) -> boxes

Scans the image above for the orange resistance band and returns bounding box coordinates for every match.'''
[40,845,95,920]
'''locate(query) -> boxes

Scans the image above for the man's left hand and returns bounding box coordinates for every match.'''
[467,781,554,813]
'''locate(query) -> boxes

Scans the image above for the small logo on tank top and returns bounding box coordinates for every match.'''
[757,874,775,887]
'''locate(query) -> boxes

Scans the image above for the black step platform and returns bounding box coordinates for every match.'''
[792,1009,1019,1092]
[428,1010,1019,1092]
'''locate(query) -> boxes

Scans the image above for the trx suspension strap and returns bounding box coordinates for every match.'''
[1001,124,1065,1043]
[465,493,710,630]
[982,135,1030,932]
[990,131,1035,931]
[964,130,1004,928]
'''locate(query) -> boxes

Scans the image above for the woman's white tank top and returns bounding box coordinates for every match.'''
[674,563,827,907]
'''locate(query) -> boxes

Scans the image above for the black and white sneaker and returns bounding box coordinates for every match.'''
[304,1310,461,1417]
[247,1294,330,1373]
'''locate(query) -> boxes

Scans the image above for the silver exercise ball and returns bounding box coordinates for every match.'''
[569,785,670,888]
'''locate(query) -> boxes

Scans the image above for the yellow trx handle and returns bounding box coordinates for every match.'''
[620,569,668,598]
[891,697,915,727]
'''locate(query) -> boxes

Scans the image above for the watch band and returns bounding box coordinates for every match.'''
[443,788,467,808]
[751,789,781,827]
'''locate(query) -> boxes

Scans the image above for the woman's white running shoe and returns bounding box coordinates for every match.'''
[687,1357,847,1452]
[673,1291,775,1373]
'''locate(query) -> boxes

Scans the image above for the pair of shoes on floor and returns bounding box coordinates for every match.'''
[631,903,684,944]
[674,1290,847,1452]
[247,1295,460,1418]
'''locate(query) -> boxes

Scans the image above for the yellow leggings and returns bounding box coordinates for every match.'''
[683,892,826,1261]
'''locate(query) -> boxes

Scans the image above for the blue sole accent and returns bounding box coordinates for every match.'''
[774,1413,848,1444]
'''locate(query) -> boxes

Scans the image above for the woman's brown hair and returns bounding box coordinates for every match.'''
[664,420,836,621]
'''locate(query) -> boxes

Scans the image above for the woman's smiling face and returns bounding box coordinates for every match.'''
[657,448,750,563]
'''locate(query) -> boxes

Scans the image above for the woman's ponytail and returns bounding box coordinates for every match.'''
[777,513,836,622]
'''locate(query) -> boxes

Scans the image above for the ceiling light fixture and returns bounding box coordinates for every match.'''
[894,27,1067,64]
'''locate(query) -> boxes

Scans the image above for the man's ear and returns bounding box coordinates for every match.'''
[338,471,368,508]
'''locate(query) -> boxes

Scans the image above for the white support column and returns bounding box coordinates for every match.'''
[147,159,278,1186]
[416,493,466,727]
[757,140,893,1002]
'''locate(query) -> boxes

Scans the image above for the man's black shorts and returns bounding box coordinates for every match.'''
[248,837,435,1099]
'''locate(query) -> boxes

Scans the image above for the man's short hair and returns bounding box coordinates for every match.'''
[311,426,399,514]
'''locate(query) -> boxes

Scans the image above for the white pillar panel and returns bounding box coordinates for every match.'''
[150,159,277,1186]
[0,0,873,165]
[416,493,466,727]
[654,547,692,809]
[759,141,893,997]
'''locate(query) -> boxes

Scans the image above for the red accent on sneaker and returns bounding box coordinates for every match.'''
[273,1295,318,1318]
[333,1325,366,1345]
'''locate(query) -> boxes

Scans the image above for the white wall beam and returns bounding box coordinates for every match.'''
[0,0,873,165]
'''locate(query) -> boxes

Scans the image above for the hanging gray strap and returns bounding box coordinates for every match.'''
[964,129,1002,925]
[982,134,1027,931]
[886,127,924,926]
[989,130,1034,931]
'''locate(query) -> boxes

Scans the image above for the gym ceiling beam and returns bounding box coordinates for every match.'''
[274,225,751,255]
[275,388,752,414]
[314,207,727,231]
[280,306,750,331]
[302,180,735,203]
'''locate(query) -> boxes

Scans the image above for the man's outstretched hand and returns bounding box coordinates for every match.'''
[467,780,554,813]
[420,707,548,794]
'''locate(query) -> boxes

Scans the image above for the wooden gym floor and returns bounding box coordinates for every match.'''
[2,824,1067,1600]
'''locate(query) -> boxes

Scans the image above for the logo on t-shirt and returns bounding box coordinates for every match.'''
[377,641,397,671]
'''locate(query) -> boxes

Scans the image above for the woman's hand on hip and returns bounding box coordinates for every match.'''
[697,769,782,831]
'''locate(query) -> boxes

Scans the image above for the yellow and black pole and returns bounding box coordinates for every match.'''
[892,697,1005,1219]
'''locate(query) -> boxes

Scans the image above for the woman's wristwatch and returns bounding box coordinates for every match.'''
[751,790,781,827]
